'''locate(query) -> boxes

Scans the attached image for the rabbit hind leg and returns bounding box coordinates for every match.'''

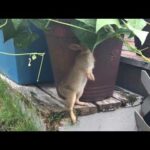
[66,92,77,124]
[75,91,90,106]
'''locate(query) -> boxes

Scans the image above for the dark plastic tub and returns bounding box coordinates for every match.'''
[116,51,150,97]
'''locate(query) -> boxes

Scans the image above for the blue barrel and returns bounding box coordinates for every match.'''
[0,23,54,85]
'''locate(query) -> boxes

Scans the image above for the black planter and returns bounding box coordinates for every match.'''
[134,19,150,57]
[116,51,150,97]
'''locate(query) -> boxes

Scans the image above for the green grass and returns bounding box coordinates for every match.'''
[0,79,38,131]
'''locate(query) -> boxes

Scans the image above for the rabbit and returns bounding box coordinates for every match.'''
[57,43,95,124]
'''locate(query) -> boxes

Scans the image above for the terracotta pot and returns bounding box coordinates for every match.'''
[46,24,123,102]
[134,19,150,57]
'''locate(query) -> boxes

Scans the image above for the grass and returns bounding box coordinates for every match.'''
[0,79,38,131]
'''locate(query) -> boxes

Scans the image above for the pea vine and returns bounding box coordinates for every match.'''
[0,19,45,82]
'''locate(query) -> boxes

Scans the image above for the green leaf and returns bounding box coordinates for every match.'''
[93,28,117,50]
[14,31,39,50]
[70,20,96,50]
[2,19,16,42]
[96,19,121,33]
[48,19,95,33]
[73,28,97,50]
[12,19,23,30]
[133,30,148,45]
[32,54,37,60]
[30,19,50,30]
[0,18,149,53]
[75,19,96,28]
[126,23,149,45]
[126,19,147,30]
[128,32,135,38]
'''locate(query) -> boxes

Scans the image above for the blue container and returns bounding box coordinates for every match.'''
[0,23,54,85]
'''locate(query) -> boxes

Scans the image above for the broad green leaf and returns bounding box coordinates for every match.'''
[3,19,28,42]
[0,18,149,53]
[96,19,121,33]
[71,19,95,33]
[126,23,149,45]
[128,32,135,38]
[71,19,96,50]
[48,19,95,33]
[73,28,97,50]
[114,27,131,35]
[75,19,96,28]
[30,19,50,30]
[126,19,147,30]
[12,19,23,30]
[93,28,117,50]
[14,31,39,50]
[2,19,16,42]
[133,30,148,45]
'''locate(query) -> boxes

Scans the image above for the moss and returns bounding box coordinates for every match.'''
[0,79,38,131]
[47,111,69,131]
[126,94,137,106]
[0,77,71,131]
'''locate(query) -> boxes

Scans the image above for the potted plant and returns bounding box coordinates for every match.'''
[0,19,54,85]
[0,19,149,102]
[43,19,150,102]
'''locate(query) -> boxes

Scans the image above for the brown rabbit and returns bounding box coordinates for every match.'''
[57,43,95,124]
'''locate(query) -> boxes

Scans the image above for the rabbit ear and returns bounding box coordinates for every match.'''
[68,44,82,51]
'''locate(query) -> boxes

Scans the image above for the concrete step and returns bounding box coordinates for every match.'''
[0,73,143,131]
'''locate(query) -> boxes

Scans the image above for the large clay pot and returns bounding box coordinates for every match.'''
[46,23,123,102]
[135,19,150,57]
